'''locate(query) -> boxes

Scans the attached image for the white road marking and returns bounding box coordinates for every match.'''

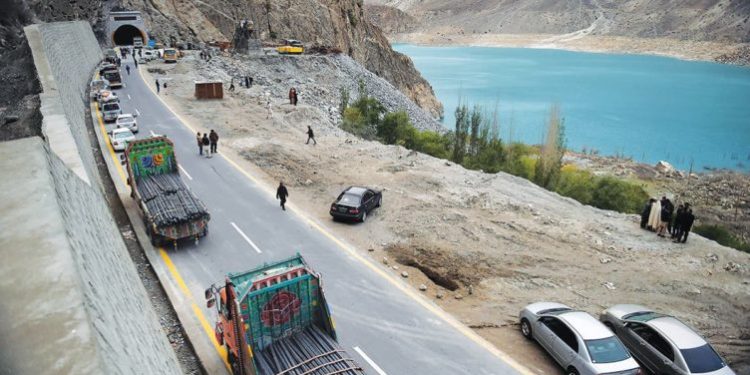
[127,94,131,100]
[353,347,388,375]
[178,165,193,180]
[230,222,262,254]
[135,108,141,116]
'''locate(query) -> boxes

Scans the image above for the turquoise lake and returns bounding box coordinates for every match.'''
[393,44,750,171]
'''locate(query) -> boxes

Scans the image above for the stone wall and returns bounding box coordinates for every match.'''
[0,136,182,375]
[24,21,103,187]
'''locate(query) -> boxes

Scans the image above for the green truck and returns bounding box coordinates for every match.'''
[124,136,209,247]
[205,254,366,375]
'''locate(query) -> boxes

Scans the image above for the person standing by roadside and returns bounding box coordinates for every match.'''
[276,182,289,211]
[671,204,685,239]
[265,92,273,119]
[155,78,160,94]
[675,205,695,243]
[202,133,211,158]
[658,196,673,237]
[289,88,298,106]
[640,198,654,229]
[134,58,138,69]
[209,129,219,154]
[306,126,316,145]
[196,132,203,155]
[647,197,661,231]
[229,78,235,92]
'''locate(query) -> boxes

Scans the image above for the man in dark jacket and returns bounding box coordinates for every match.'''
[640,198,654,229]
[276,182,289,211]
[676,207,695,243]
[209,129,219,154]
[306,126,316,145]
[671,204,685,239]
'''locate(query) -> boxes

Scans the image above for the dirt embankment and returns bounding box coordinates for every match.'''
[146,53,750,374]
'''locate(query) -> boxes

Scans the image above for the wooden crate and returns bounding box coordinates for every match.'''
[194,81,223,99]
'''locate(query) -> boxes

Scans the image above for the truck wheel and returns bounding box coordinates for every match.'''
[227,350,239,375]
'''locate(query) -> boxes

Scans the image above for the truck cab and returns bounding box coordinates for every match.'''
[133,36,144,48]
[102,68,123,89]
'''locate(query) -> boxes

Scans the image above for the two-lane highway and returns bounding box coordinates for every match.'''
[106,54,529,375]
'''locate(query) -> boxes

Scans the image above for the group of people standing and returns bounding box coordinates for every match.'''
[640,196,695,243]
[196,130,219,157]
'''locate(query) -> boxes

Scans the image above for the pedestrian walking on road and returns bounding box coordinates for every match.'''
[265,92,273,119]
[276,182,289,211]
[209,129,219,154]
[202,133,211,158]
[155,79,160,94]
[289,88,298,106]
[306,126,316,145]
[125,64,131,75]
[134,58,138,69]
[196,132,203,155]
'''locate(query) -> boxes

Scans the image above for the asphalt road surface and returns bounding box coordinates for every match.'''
[111,54,525,375]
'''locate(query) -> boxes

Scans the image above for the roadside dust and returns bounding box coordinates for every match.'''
[142,53,750,374]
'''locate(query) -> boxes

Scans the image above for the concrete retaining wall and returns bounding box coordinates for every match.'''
[0,137,182,375]
[24,21,103,188]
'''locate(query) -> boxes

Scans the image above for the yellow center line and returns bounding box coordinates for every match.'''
[93,93,231,371]
[137,66,534,374]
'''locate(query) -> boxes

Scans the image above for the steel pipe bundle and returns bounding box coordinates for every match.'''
[136,173,208,227]
[256,327,366,375]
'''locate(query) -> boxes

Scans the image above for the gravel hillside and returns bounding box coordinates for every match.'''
[147,53,750,374]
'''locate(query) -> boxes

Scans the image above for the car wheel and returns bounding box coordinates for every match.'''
[361,211,367,223]
[566,367,579,375]
[520,318,532,340]
[376,196,382,208]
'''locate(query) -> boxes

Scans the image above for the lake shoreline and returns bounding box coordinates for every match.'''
[388,32,750,67]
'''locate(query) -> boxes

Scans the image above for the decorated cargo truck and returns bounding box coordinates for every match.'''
[205,254,366,375]
[124,136,209,246]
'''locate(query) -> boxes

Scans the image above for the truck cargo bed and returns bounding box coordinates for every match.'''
[256,327,365,375]
[137,173,208,227]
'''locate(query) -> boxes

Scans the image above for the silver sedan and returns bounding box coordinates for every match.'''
[600,304,735,375]
[520,302,642,375]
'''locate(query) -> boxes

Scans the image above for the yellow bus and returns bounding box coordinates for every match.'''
[163,48,178,63]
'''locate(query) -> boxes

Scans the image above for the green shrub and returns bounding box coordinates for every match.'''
[694,225,750,253]
[590,176,649,214]
[555,167,595,205]
[413,130,452,159]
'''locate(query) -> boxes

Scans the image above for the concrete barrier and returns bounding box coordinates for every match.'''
[0,137,182,375]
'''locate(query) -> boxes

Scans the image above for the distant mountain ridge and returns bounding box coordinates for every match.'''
[365,0,750,43]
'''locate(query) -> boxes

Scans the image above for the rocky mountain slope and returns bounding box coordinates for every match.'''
[366,0,750,43]
[123,0,443,118]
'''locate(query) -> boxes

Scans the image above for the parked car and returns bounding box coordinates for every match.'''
[520,302,642,375]
[115,114,138,133]
[600,305,735,375]
[109,128,135,152]
[329,186,382,222]
[102,102,122,123]
[137,50,157,63]
[89,79,110,99]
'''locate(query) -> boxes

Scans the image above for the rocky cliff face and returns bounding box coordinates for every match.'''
[366,0,750,43]
[124,0,443,118]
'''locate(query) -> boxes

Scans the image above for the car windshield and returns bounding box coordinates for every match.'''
[585,337,631,364]
[118,117,133,123]
[114,132,132,139]
[622,311,666,322]
[338,193,361,206]
[103,104,120,111]
[681,344,725,373]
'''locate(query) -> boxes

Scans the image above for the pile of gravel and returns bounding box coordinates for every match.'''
[193,52,445,133]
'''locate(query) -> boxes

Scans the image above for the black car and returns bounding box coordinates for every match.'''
[330,186,382,222]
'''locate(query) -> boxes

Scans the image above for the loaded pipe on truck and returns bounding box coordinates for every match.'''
[205,254,366,375]
[124,136,209,247]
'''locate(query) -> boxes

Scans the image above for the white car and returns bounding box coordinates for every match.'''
[110,128,135,152]
[137,50,157,63]
[520,302,642,375]
[115,114,138,133]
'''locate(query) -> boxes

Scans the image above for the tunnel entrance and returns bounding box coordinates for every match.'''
[112,24,145,46]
